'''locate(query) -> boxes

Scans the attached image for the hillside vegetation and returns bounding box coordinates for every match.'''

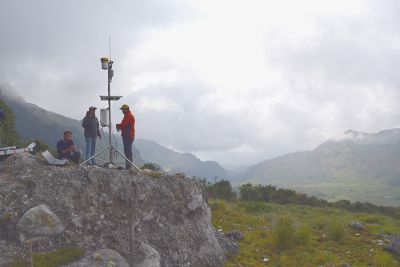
[211,200,399,266]
[0,98,20,147]
[207,180,400,266]
[242,129,400,206]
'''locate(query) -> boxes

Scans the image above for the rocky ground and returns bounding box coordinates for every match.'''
[0,153,238,266]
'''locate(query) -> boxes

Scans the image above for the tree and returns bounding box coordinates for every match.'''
[207,180,236,201]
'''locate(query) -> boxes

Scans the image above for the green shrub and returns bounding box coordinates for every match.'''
[373,251,396,267]
[295,224,312,247]
[141,163,161,172]
[206,180,236,201]
[271,216,296,251]
[329,221,346,243]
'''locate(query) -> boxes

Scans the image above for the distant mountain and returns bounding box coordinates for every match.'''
[226,165,252,184]
[2,91,86,149]
[135,139,229,180]
[242,129,400,206]
[1,89,228,180]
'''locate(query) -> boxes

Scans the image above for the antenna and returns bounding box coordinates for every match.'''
[109,35,112,61]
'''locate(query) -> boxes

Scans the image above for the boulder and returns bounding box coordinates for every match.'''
[384,235,400,259]
[225,230,244,241]
[17,204,65,239]
[349,221,364,230]
[215,231,239,260]
[136,243,161,267]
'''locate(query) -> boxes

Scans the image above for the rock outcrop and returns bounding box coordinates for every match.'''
[0,153,227,266]
[384,235,400,260]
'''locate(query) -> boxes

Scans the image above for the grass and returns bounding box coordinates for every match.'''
[6,248,85,267]
[210,199,399,267]
[373,251,397,267]
[329,220,347,243]
[270,216,295,251]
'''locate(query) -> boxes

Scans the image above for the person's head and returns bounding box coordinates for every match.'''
[120,104,130,114]
[88,106,97,115]
[63,130,73,141]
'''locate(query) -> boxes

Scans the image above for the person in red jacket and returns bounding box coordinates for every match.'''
[116,104,135,169]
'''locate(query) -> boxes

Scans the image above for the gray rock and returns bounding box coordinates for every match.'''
[225,230,244,241]
[384,235,400,259]
[0,153,225,267]
[0,256,7,267]
[215,230,239,260]
[136,243,161,267]
[66,249,129,267]
[89,249,129,267]
[349,221,364,230]
[187,193,203,211]
[17,204,65,239]
[71,217,83,229]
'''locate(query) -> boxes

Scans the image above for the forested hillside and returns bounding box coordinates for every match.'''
[0,96,19,147]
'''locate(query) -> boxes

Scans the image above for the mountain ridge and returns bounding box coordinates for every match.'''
[242,128,400,206]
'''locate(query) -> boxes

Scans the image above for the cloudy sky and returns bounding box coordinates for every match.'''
[1,0,400,166]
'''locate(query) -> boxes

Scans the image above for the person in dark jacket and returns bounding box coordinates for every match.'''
[82,106,101,165]
[116,104,135,170]
[57,131,81,163]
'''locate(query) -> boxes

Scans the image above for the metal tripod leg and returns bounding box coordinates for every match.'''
[80,145,112,166]
[80,145,142,173]
[111,146,142,172]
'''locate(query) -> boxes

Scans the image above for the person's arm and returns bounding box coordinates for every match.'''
[96,118,101,138]
[82,117,87,128]
[131,114,135,140]
[62,141,75,154]
[70,141,76,152]
[116,114,129,130]
[62,147,72,154]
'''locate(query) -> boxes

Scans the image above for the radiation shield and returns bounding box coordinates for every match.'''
[100,108,109,127]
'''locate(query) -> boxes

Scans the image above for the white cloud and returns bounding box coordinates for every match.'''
[1,0,400,165]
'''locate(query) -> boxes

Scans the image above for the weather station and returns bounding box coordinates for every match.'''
[80,47,141,172]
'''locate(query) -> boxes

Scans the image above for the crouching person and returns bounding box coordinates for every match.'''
[57,130,81,163]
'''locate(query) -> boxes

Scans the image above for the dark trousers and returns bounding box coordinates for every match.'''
[66,152,81,164]
[123,137,133,169]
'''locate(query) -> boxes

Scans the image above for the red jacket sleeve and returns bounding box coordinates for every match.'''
[116,114,130,130]
[117,112,135,139]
